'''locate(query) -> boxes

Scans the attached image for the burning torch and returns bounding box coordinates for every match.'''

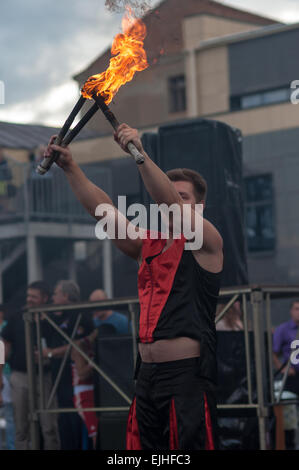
[37,9,147,175]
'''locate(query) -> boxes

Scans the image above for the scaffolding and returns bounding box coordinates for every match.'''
[24,286,299,450]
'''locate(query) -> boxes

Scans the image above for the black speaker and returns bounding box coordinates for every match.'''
[141,118,248,287]
[96,411,128,450]
[93,336,135,450]
[94,335,135,408]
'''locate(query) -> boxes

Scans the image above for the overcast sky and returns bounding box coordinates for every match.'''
[0,0,299,127]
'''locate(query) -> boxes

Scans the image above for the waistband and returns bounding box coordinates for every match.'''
[140,357,200,370]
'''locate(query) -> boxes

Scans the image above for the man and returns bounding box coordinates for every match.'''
[45,123,223,450]
[273,300,299,391]
[0,282,59,450]
[43,280,95,450]
[273,300,299,449]
[89,289,131,335]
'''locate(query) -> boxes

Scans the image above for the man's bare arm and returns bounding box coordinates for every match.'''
[46,137,143,261]
[115,124,223,256]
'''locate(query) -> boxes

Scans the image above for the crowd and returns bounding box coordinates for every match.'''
[1,281,299,450]
[216,299,299,449]
[0,280,131,450]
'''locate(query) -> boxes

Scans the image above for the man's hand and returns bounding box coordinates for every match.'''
[42,348,53,359]
[114,123,144,154]
[34,348,53,361]
[44,135,74,171]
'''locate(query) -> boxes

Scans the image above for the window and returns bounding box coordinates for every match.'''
[168,75,186,113]
[245,174,275,252]
[230,87,290,111]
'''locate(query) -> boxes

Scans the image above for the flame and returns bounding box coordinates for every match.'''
[82,8,148,104]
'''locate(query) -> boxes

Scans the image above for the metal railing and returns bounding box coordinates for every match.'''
[0,158,112,223]
[24,286,299,450]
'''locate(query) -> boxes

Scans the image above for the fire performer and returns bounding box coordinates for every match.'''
[44,122,223,450]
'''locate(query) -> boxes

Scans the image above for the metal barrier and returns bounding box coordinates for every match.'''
[24,286,299,450]
[0,158,112,223]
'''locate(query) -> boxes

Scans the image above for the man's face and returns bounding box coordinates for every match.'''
[27,288,48,308]
[291,302,299,324]
[89,291,108,319]
[172,181,202,207]
[52,284,69,305]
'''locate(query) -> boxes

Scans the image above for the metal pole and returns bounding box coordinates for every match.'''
[242,292,253,404]
[46,313,82,409]
[215,293,239,323]
[251,289,267,450]
[265,293,275,404]
[103,238,113,298]
[24,310,40,450]
[35,312,45,411]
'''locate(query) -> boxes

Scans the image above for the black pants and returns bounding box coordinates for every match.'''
[57,383,82,450]
[126,357,218,450]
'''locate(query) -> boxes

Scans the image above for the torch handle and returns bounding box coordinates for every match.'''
[92,93,145,165]
[36,95,87,175]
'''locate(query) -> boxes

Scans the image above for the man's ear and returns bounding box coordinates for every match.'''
[198,199,205,211]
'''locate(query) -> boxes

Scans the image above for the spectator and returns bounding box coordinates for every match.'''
[0,305,15,449]
[43,280,95,450]
[89,289,131,335]
[216,301,244,331]
[0,282,59,450]
[273,300,299,449]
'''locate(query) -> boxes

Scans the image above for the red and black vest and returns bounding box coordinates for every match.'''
[136,230,222,384]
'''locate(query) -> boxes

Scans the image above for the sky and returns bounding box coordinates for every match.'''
[1,0,299,127]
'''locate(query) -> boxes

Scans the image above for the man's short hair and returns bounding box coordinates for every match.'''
[166,168,207,203]
[56,280,80,303]
[28,281,51,300]
[290,299,299,308]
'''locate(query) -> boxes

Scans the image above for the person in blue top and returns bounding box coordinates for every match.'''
[89,289,131,336]
[0,305,15,450]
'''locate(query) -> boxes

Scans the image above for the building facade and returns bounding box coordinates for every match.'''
[73,0,299,287]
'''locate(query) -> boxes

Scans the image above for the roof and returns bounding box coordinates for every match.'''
[0,121,101,150]
[74,0,278,83]
[196,20,296,50]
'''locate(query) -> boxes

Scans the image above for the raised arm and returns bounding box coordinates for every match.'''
[45,137,143,261]
[115,124,223,257]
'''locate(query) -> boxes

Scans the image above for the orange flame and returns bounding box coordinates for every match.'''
[82,8,148,104]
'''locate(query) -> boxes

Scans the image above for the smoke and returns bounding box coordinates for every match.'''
[105,0,153,16]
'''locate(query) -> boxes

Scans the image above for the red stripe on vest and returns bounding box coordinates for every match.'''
[138,231,186,342]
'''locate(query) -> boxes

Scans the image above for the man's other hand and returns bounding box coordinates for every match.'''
[114,123,144,154]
